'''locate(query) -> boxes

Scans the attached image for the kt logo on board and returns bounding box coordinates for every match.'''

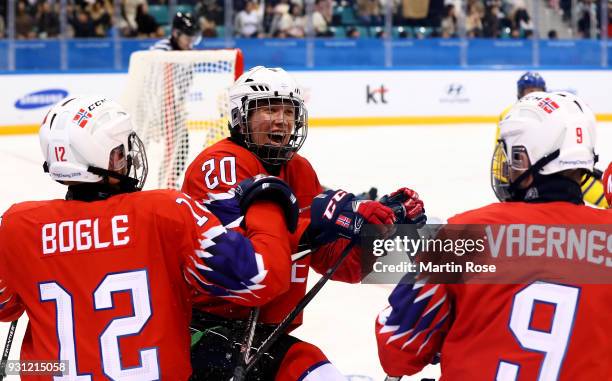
[366,85,388,104]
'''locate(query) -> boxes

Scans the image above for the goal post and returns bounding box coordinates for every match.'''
[121,49,244,190]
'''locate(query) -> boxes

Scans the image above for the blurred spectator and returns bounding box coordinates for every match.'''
[608,3,612,38]
[36,1,60,38]
[312,0,332,36]
[346,26,360,38]
[262,2,275,34]
[548,29,558,39]
[402,0,429,20]
[512,0,533,38]
[548,0,560,12]
[16,0,36,39]
[576,0,596,38]
[136,2,164,37]
[357,0,383,26]
[287,4,306,37]
[269,0,295,36]
[234,1,262,37]
[123,0,146,35]
[196,0,224,26]
[465,1,484,37]
[199,16,218,37]
[560,0,572,22]
[482,3,501,38]
[90,0,113,37]
[69,6,96,37]
[440,3,457,37]
[0,14,5,38]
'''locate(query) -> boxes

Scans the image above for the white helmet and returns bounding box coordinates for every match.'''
[492,91,598,201]
[228,66,307,165]
[39,95,148,191]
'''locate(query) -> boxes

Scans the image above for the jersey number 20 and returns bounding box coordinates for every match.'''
[202,157,236,189]
[39,269,158,381]
[496,282,580,381]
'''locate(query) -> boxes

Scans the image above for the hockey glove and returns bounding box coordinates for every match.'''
[604,162,612,207]
[307,189,396,247]
[380,187,427,226]
[205,174,299,233]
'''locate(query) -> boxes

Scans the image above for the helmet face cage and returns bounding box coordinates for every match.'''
[241,95,308,165]
[491,140,511,201]
[491,140,533,201]
[127,132,148,190]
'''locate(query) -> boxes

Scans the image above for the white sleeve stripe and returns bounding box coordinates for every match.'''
[423,294,446,316]
[414,285,438,303]
[416,311,450,355]
[199,238,216,250]
[386,329,412,344]
[379,323,398,334]
[203,225,227,240]
[205,190,236,201]
[186,267,213,287]
[195,249,213,259]
[194,261,214,272]
[401,330,423,349]
[224,217,244,229]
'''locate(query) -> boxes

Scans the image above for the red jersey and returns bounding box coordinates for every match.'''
[182,138,362,325]
[0,189,283,380]
[376,201,612,380]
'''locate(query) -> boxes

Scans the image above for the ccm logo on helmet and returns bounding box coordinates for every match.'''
[72,99,108,128]
[87,98,107,111]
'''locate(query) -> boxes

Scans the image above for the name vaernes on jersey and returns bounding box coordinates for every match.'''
[485,224,612,267]
[41,215,131,255]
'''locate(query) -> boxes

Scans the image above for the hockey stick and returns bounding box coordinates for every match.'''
[229,245,317,381]
[0,320,18,380]
[243,239,358,374]
[230,247,315,381]
[232,308,260,381]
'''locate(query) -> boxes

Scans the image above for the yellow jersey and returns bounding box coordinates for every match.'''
[495,106,608,208]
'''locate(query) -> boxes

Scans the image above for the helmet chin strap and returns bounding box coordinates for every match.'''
[508,149,560,201]
[87,166,140,192]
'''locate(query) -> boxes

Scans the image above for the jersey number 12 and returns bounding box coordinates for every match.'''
[39,269,158,381]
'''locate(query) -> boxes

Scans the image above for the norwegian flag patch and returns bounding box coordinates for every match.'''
[336,215,352,228]
[538,97,560,114]
[73,108,93,128]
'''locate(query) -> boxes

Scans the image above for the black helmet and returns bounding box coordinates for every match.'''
[172,12,197,36]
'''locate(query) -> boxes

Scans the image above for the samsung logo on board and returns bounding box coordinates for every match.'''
[15,89,68,109]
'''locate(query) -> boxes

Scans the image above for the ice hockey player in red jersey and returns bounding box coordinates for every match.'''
[182,66,425,380]
[604,161,612,206]
[376,92,612,380]
[0,95,296,380]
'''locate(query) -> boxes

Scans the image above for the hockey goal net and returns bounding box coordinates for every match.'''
[121,49,244,190]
